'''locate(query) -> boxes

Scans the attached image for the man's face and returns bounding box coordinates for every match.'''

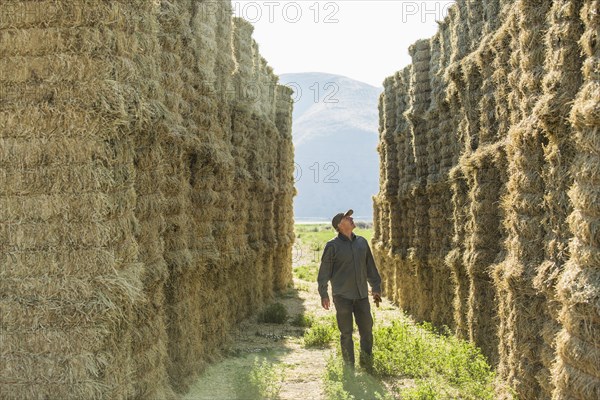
[338,215,355,231]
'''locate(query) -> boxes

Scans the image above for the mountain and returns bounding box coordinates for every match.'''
[279,73,382,222]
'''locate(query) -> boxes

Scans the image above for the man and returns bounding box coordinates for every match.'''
[317,209,382,370]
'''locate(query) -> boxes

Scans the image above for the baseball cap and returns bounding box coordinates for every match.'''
[332,209,353,231]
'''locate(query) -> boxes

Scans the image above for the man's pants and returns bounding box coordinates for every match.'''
[332,295,374,367]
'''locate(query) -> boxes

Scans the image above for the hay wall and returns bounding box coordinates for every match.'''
[0,1,294,398]
[373,0,599,397]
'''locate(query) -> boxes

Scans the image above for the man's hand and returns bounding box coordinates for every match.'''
[321,297,330,310]
[372,292,381,308]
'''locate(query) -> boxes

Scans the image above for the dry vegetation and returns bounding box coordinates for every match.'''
[373,0,599,398]
[0,1,294,398]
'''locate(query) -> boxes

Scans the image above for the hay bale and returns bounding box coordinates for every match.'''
[552,1,600,398]
[483,0,502,34]
[382,75,399,194]
[466,0,484,52]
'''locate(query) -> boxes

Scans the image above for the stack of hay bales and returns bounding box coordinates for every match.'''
[373,68,414,308]
[494,1,551,396]
[273,84,295,292]
[434,17,458,331]
[553,1,600,398]
[129,3,174,399]
[373,74,399,298]
[406,39,433,322]
[393,68,414,309]
[1,1,154,398]
[373,0,599,397]
[426,30,454,328]
[444,2,472,340]
[229,17,295,304]
[533,0,584,396]
[1,0,294,398]
[457,0,504,365]
[159,0,213,390]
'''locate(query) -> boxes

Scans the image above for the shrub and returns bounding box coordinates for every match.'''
[257,302,288,324]
[304,317,338,347]
[291,312,314,328]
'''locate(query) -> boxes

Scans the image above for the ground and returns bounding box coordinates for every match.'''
[184,228,409,400]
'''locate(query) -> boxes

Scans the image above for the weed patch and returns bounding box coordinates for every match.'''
[234,357,285,400]
[294,264,318,281]
[304,315,338,347]
[372,320,495,399]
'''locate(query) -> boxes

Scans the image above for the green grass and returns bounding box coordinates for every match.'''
[322,317,495,400]
[303,315,338,347]
[257,302,288,324]
[372,320,495,399]
[294,263,318,281]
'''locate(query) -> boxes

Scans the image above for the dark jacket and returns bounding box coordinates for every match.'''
[317,232,382,300]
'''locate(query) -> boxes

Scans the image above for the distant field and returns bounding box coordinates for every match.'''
[294,223,374,252]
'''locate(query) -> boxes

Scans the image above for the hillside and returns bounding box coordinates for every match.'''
[279,73,382,221]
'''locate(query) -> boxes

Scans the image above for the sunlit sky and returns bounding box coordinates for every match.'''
[234,0,455,87]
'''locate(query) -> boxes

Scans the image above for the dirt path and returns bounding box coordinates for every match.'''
[184,238,406,400]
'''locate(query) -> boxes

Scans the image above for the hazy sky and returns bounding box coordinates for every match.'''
[233,0,455,87]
